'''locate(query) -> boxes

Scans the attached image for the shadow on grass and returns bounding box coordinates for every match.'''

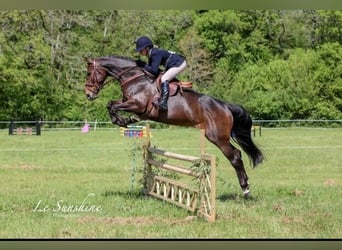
[102,189,146,199]
[217,193,239,201]
[103,189,259,203]
[217,193,259,202]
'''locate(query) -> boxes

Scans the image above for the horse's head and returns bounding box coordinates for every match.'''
[84,58,110,100]
[84,56,140,101]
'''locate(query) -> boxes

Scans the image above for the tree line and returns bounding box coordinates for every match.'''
[0,10,341,126]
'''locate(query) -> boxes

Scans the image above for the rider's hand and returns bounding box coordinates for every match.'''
[136,60,146,67]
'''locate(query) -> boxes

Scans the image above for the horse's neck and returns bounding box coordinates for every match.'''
[123,77,157,93]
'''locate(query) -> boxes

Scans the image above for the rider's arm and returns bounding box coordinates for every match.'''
[144,49,162,76]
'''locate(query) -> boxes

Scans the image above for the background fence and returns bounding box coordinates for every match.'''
[1,119,342,131]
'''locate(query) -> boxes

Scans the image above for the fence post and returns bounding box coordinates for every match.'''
[142,124,153,195]
[9,120,14,135]
[200,129,206,155]
[35,120,41,136]
[208,153,216,222]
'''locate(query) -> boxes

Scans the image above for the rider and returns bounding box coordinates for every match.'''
[135,36,187,111]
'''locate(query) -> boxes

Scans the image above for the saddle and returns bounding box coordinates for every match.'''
[155,75,193,97]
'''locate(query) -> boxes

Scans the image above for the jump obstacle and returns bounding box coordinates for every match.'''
[119,125,152,191]
[120,125,150,138]
[9,121,41,136]
[251,125,262,137]
[142,127,216,222]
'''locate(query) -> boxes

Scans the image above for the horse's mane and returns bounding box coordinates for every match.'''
[106,55,136,62]
[92,55,137,68]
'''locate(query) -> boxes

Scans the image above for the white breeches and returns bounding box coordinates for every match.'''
[161,61,187,82]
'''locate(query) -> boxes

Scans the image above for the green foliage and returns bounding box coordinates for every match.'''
[178,27,214,90]
[214,48,342,120]
[0,10,341,123]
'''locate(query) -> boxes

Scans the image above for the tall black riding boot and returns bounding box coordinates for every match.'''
[158,80,169,111]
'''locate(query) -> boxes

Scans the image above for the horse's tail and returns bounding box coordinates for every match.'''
[228,104,265,167]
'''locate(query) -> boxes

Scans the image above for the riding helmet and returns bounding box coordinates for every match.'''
[135,36,153,52]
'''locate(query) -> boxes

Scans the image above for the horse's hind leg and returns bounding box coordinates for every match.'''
[205,133,251,198]
[229,143,251,197]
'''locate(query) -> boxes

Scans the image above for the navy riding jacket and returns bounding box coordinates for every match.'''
[143,48,185,76]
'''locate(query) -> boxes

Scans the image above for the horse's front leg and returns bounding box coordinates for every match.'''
[107,100,140,127]
[107,100,121,125]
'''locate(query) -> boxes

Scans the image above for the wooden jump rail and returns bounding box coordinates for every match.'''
[143,125,216,222]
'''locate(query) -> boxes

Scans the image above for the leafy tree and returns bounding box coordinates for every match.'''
[215,48,342,120]
[178,27,214,91]
[316,10,342,45]
[0,10,341,125]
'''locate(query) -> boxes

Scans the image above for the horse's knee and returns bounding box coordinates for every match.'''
[107,100,122,110]
[108,104,119,116]
[107,102,117,114]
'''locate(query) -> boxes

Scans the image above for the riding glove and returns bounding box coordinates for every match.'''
[136,60,146,67]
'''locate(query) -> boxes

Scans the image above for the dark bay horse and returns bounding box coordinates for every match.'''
[84,55,264,197]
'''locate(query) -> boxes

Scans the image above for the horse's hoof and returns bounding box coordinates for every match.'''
[111,117,117,124]
[243,188,252,199]
[130,116,140,123]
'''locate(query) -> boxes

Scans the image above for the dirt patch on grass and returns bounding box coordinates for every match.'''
[0,164,41,170]
[272,203,284,212]
[282,216,305,225]
[78,215,197,226]
[20,164,41,170]
[324,179,337,186]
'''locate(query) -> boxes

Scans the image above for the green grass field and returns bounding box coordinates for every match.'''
[0,127,341,238]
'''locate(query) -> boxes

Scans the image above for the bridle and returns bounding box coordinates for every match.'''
[86,59,146,94]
